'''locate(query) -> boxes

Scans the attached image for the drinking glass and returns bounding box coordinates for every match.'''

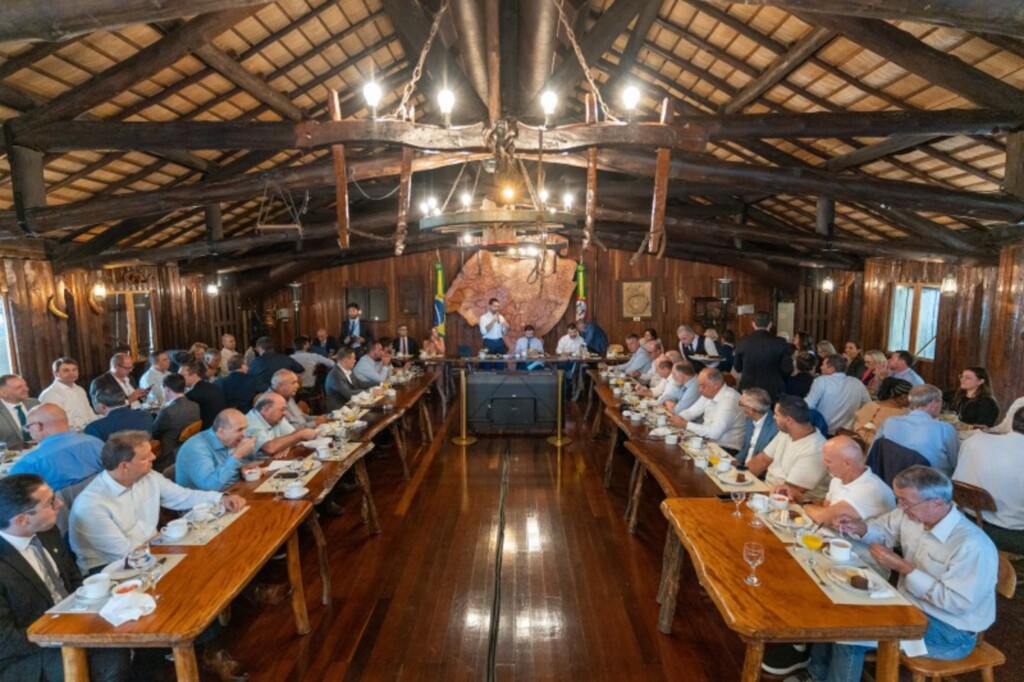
[210,502,225,534]
[800,531,824,567]
[271,476,287,501]
[730,491,746,518]
[748,504,765,528]
[743,542,765,586]
[127,544,154,589]
[193,511,211,541]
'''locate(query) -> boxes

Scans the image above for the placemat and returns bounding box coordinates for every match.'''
[253,459,323,493]
[784,545,911,607]
[46,554,188,615]
[152,506,251,546]
[680,441,771,493]
[311,441,367,462]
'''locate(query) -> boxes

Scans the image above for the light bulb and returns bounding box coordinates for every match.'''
[461,192,472,209]
[525,246,539,257]
[206,282,220,296]
[539,188,549,203]
[419,201,429,215]
[501,186,516,203]
[92,282,107,298]
[622,84,641,111]
[540,90,558,116]
[363,81,382,108]
[562,192,573,211]
[822,276,835,293]
[437,89,455,115]
[427,196,438,210]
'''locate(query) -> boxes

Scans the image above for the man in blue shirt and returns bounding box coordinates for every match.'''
[353,342,392,387]
[83,386,154,442]
[888,350,925,386]
[175,409,258,491]
[578,318,608,355]
[875,384,960,475]
[10,404,103,491]
[660,361,701,414]
[620,334,652,377]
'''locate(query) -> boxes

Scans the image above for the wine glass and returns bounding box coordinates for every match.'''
[271,475,287,501]
[800,531,824,567]
[210,502,225,534]
[730,491,746,518]
[127,544,154,589]
[743,542,765,586]
[749,504,765,528]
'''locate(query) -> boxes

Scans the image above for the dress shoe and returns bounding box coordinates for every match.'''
[317,500,345,517]
[201,648,250,682]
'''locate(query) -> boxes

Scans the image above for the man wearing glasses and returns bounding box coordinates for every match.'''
[0,473,130,680]
[89,352,147,411]
[9,404,104,492]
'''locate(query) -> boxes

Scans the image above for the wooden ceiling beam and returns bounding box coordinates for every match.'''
[191,44,305,121]
[604,0,663,96]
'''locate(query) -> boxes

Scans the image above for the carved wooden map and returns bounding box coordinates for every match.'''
[445,250,577,338]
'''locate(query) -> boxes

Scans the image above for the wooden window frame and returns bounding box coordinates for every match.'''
[106,289,157,361]
[886,282,940,362]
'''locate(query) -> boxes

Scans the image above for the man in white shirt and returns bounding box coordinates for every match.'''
[556,323,587,356]
[0,374,39,448]
[219,333,239,376]
[804,354,871,434]
[747,396,829,501]
[139,350,171,407]
[990,395,1024,434]
[245,392,317,459]
[954,406,1024,554]
[353,342,392,387]
[811,466,997,682]
[478,298,510,359]
[38,357,98,431]
[670,368,745,451]
[638,359,674,399]
[804,435,895,525]
[69,430,245,573]
[290,336,335,388]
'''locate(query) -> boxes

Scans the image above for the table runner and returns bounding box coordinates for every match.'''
[152,505,251,546]
[47,555,188,615]
[253,459,323,493]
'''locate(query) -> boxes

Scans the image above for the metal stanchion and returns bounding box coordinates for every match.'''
[451,368,477,446]
[547,369,573,447]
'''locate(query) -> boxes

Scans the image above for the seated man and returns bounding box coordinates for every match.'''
[735,388,778,467]
[670,368,745,452]
[953,406,1024,554]
[247,336,304,391]
[0,374,39,449]
[803,435,895,526]
[804,354,871,435]
[514,325,545,370]
[268,369,319,430]
[888,349,925,386]
[151,374,201,471]
[290,336,335,390]
[176,409,258,492]
[89,352,147,410]
[747,396,828,502]
[809,466,997,682]
[353,342,392,387]
[310,327,340,357]
[638,359,673,399]
[139,350,171,407]
[660,361,700,413]
[0,474,130,681]
[84,386,154,442]
[874,384,959,474]
[70,431,245,573]
[556,323,587,356]
[637,341,666,386]
[10,404,103,492]
[38,357,98,431]
[391,325,419,357]
[245,393,318,459]
[214,354,264,413]
[202,349,222,381]
[620,334,652,378]
[325,348,373,411]
[180,361,227,430]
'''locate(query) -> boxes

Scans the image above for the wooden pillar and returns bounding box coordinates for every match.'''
[1007,131,1024,200]
[204,203,223,252]
[987,243,1024,404]
[6,140,46,235]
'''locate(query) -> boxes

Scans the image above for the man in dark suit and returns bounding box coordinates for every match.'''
[179,361,227,429]
[341,302,373,355]
[214,355,264,413]
[390,324,419,357]
[83,387,154,442]
[88,352,147,411]
[733,311,794,401]
[325,348,373,411]
[0,374,39,448]
[152,373,201,471]
[310,328,340,357]
[736,388,780,467]
[247,336,304,391]
[0,474,130,681]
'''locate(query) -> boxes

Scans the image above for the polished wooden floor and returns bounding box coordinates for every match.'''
[146,395,1024,680]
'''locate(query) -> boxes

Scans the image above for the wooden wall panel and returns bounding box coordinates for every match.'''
[987,244,1024,407]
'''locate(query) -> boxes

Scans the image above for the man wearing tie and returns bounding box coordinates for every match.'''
[478,298,510,370]
[342,302,374,355]
[677,324,719,371]
[0,375,39,449]
[0,474,130,681]
[391,325,420,357]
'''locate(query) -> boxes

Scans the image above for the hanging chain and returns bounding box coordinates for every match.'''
[393,0,450,120]
[550,0,620,123]
[350,175,402,200]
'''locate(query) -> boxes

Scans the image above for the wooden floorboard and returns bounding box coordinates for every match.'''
[134,396,1023,681]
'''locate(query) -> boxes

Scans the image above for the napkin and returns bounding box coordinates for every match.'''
[300,438,332,449]
[99,591,156,626]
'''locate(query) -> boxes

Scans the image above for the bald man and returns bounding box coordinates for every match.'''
[245,392,318,458]
[8,404,104,491]
[268,369,321,430]
[802,436,896,527]
[175,409,258,491]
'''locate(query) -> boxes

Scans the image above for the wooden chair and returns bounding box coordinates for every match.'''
[178,419,202,443]
[899,551,1016,682]
[953,480,998,528]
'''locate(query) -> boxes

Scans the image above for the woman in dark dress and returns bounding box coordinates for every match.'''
[784,352,817,398]
[944,367,999,427]
[843,340,867,381]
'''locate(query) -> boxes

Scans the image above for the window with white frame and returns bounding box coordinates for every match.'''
[887,284,940,361]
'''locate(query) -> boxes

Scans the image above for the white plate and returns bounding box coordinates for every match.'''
[766,509,811,530]
[649,427,673,438]
[284,486,309,500]
[300,438,332,449]
[102,556,156,581]
[826,567,888,595]
[716,471,754,486]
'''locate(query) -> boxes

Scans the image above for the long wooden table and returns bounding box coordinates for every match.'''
[658,498,928,682]
[28,500,312,682]
[355,371,438,480]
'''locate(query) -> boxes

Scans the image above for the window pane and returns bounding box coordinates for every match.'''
[0,303,12,375]
[106,293,130,350]
[133,293,154,356]
[915,286,941,360]
[887,285,913,352]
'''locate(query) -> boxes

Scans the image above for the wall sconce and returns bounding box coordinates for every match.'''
[91,281,107,299]
[716,277,733,303]
[205,281,220,296]
[940,273,957,296]
[821,276,835,294]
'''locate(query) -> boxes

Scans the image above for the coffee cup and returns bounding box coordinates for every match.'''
[769,494,790,510]
[749,493,770,512]
[242,468,261,482]
[385,389,397,399]
[315,447,331,459]
[160,518,189,540]
[693,456,708,468]
[630,412,643,422]
[716,459,732,473]
[81,573,111,599]
[829,539,853,563]
[284,483,306,499]
[665,434,679,445]
[612,388,622,397]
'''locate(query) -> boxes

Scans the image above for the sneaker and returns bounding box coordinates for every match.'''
[761,643,810,675]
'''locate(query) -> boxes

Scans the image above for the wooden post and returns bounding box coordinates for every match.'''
[1006,131,1024,200]
[327,89,350,249]
[395,146,413,256]
[584,95,598,251]
[286,530,310,635]
[5,138,46,235]
[649,98,674,256]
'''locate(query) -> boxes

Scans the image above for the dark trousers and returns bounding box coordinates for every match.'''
[0,646,131,682]
[481,338,507,371]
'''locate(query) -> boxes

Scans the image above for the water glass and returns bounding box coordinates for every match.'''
[743,542,765,587]
[730,491,746,518]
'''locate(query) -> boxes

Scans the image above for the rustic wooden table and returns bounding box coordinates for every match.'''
[657,498,928,682]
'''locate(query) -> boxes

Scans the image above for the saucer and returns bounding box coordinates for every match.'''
[823,546,856,565]
[284,486,309,500]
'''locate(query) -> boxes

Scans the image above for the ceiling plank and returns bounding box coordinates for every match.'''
[604,0,663,96]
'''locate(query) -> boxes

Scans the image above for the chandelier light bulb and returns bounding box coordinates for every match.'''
[562,192,573,211]
[822,276,835,294]
[419,201,429,215]
[461,192,472,209]
[363,81,382,109]
[206,282,220,296]
[92,282,107,299]
[501,186,516,203]
[438,88,455,115]
[622,84,641,111]
[539,188,549,203]
[540,90,558,116]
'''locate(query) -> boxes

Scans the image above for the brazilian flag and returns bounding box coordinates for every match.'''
[433,258,446,337]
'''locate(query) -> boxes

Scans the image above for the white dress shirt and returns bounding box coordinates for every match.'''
[139,367,169,406]
[479,311,508,340]
[556,334,587,355]
[991,396,1024,435]
[39,380,98,430]
[862,506,997,634]
[69,470,222,571]
[679,385,745,450]
[1,399,29,437]
[0,529,66,602]
[805,372,871,433]
[763,429,829,499]
[954,431,1024,530]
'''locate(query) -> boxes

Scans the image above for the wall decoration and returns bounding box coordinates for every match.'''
[621,280,655,320]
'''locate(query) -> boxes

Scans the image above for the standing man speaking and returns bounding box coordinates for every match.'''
[479,298,510,369]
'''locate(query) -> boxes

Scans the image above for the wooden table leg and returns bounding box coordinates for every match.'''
[589,398,603,440]
[354,459,382,533]
[875,640,900,682]
[171,643,200,682]
[420,399,434,443]
[740,641,766,682]
[627,464,647,534]
[603,426,619,488]
[286,531,311,635]
[390,422,411,480]
[657,533,684,634]
[305,514,331,606]
[624,458,641,521]
[62,646,90,681]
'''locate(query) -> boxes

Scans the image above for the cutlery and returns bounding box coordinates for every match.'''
[811,567,834,592]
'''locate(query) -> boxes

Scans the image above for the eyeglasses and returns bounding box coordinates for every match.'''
[895,496,933,511]
[24,495,58,515]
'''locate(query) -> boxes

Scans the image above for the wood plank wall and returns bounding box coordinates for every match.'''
[987,244,1024,408]
[261,248,777,356]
